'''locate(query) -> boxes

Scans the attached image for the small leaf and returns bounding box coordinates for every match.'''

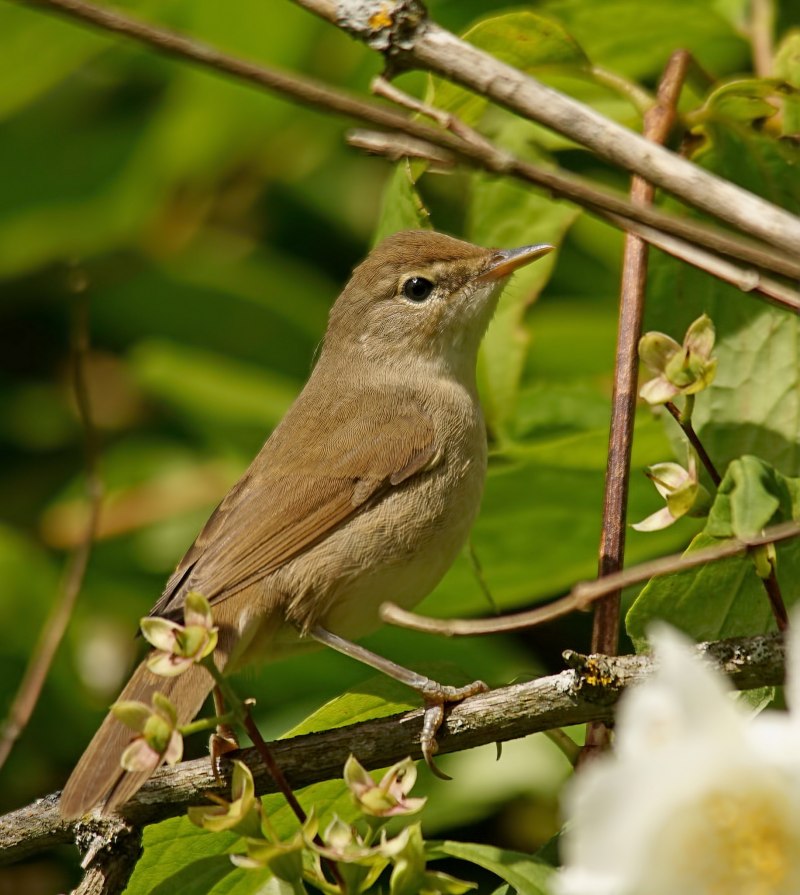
[706,455,796,539]
[372,161,431,247]
[427,841,553,894]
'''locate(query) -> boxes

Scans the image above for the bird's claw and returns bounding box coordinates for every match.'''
[419,679,489,780]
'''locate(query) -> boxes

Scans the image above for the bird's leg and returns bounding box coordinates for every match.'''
[310,625,488,779]
[209,685,239,782]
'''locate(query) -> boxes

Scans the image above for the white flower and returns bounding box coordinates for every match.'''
[556,623,800,895]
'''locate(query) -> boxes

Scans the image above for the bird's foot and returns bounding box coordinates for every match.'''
[419,680,489,780]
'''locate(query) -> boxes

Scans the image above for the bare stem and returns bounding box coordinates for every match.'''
[664,401,721,487]
[0,272,103,771]
[380,521,800,636]
[587,49,691,754]
[763,565,789,632]
[750,0,775,78]
[543,728,581,766]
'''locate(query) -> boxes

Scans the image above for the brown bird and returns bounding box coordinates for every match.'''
[59,229,553,818]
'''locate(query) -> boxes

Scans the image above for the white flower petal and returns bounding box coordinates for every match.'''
[632,506,676,532]
[785,607,800,716]
[558,622,800,895]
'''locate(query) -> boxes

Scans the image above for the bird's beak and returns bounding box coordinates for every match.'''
[477,244,555,282]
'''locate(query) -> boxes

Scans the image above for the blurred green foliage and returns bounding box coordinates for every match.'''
[0,0,798,892]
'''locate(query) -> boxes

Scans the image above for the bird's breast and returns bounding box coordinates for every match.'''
[275,381,486,639]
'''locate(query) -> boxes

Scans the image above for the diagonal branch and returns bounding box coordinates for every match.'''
[0,630,787,866]
[292,0,800,254]
[10,0,800,294]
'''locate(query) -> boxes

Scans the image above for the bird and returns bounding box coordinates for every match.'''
[59,229,553,818]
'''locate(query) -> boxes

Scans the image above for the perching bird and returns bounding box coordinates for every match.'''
[59,229,552,818]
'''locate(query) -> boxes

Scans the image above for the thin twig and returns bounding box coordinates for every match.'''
[0,270,103,771]
[346,125,800,312]
[763,567,789,631]
[380,521,800,636]
[664,400,722,486]
[586,50,691,755]
[292,0,800,253]
[750,0,775,78]
[242,711,307,823]
[10,0,800,291]
[595,209,800,312]
[242,710,345,891]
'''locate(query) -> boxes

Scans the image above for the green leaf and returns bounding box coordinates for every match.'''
[145,855,237,895]
[430,12,588,129]
[427,841,553,895]
[196,868,291,895]
[373,160,431,246]
[626,531,800,650]
[774,31,800,136]
[124,817,239,895]
[706,455,800,539]
[689,77,784,126]
[469,173,580,438]
[424,412,692,619]
[537,0,749,80]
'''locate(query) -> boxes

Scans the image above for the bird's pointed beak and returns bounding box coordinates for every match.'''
[477,243,555,282]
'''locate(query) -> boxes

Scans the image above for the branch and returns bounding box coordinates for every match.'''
[381,521,800,636]
[11,0,800,296]
[293,0,800,254]
[0,630,787,865]
[351,124,800,311]
[587,49,690,754]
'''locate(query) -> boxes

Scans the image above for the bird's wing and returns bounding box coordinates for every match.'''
[149,404,437,619]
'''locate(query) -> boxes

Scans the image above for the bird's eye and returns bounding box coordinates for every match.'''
[402,277,434,302]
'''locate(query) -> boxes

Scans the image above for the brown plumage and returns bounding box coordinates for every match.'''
[59,230,552,818]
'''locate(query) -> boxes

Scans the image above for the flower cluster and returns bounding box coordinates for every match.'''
[140,591,218,677]
[111,691,183,773]
[638,313,717,405]
[189,755,473,894]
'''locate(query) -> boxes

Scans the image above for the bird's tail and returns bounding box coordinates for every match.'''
[59,659,215,819]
